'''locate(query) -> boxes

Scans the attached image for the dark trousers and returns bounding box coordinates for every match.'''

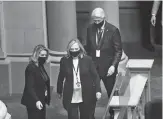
[102,74,116,115]
[26,106,46,119]
[102,74,116,98]
[139,2,153,47]
[139,1,162,49]
[91,73,116,119]
[67,102,92,119]
[155,21,162,45]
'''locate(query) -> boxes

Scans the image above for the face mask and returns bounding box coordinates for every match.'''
[94,20,104,29]
[69,50,80,58]
[38,57,46,65]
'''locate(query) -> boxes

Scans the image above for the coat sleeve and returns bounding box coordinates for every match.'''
[57,57,66,94]
[89,57,101,93]
[85,27,91,56]
[151,1,161,15]
[25,67,39,103]
[111,28,122,67]
[47,79,51,105]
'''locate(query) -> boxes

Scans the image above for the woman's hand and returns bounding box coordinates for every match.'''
[36,101,43,110]
[96,92,101,100]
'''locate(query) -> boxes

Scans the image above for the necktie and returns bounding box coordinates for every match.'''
[97,29,102,45]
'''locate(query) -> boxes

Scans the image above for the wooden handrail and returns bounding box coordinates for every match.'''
[102,72,122,119]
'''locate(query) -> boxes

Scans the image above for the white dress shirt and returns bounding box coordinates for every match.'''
[71,58,83,103]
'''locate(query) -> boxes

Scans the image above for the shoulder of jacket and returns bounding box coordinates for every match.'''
[105,21,119,32]
[26,63,34,72]
[83,55,92,61]
[60,56,68,62]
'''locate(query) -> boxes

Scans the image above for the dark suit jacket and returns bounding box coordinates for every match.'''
[57,55,101,110]
[85,21,122,77]
[21,61,51,108]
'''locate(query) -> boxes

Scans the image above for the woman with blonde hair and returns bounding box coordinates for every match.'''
[21,44,51,119]
[57,38,101,119]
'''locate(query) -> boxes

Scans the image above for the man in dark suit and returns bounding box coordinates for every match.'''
[139,1,158,51]
[150,1,162,45]
[85,8,122,119]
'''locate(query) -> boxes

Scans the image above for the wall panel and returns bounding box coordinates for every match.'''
[3,1,45,55]
[76,1,142,43]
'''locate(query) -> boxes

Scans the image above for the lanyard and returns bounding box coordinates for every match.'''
[96,29,105,50]
[72,63,81,87]
[97,29,103,44]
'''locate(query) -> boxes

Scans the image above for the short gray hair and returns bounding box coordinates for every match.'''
[91,7,105,19]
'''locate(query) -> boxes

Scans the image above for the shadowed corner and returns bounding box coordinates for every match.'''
[50,86,54,96]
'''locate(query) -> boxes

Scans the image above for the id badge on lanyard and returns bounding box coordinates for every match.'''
[45,90,47,96]
[96,50,100,57]
[96,30,103,58]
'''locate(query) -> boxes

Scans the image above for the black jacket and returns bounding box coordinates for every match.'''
[57,55,101,110]
[21,61,51,108]
[85,21,122,77]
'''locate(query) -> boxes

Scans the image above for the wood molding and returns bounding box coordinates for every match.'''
[6,50,67,64]
[0,2,6,58]
[42,1,48,48]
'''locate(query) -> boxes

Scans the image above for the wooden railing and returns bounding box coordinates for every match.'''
[103,59,154,119]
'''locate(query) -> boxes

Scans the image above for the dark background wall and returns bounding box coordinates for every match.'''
[76,1,141,44]
[76,1,156,59]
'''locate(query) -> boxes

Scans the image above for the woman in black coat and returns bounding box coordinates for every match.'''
[57,39,101,119]
[21,45,51,119]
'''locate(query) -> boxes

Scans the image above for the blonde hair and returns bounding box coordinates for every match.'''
[66,38,86,58]
[29,44,49,63]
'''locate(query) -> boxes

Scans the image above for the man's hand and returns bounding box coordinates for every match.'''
[107,65,115,76]
[151,15,156,26]
[36,101,43,110]
[96,92,101,100]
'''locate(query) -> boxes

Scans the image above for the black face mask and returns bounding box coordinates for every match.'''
[38,57,46,65]
[69,50,80,58]
[94,20,104,29]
